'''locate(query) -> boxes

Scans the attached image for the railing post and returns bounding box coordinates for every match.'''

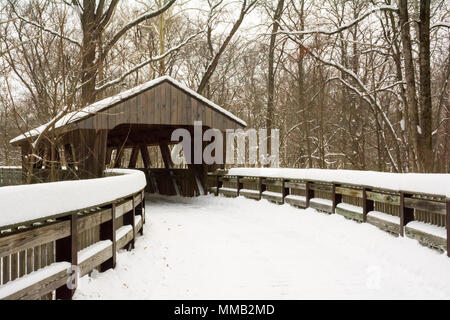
[332,183,341,214]
[258,177,265,201]
[362,187,373,223]
[400,192,414,237]
[141,190,146,226]
[55,212,78,300]
[282,179,289,204]
[216,174,222,196]
[100,202,116,271]
[123,195,136,250]
[136,192,144,236]
[446,198,449,258]
[236,176,241,197]
[305,181,314,208]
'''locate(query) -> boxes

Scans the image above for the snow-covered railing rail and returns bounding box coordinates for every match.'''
[208,169,450,256]
[0,169,146,300]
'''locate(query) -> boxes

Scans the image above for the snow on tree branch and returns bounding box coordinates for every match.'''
[102,0,176,59]
[8,2,82,48]
[96,31,202,92]
[431,21,450,30]
[277,5,399,37]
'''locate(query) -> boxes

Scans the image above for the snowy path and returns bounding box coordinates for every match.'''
[74,195,450,300]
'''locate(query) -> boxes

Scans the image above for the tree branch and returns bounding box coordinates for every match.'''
[96,31,201,92]
[102,0,176,59]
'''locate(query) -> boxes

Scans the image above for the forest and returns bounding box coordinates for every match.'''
[0,0,449,173]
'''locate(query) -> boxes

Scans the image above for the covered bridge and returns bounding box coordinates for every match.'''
[10,76,246,197]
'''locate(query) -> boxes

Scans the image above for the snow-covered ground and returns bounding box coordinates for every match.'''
[74,195,450,300]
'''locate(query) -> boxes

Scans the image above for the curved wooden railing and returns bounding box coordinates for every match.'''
[207,170,450,256]
[0,169,146,300]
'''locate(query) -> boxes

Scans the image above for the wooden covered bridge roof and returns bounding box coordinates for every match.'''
[11,76,247,147]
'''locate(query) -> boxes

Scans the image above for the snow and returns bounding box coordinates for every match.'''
[239,189,260,195]
[367,211,400,224]
[78,241,112,264]
[0,169,146,229]
[337,203,363,214]
[227,168,450,198]
[310,198,333,206]
[0,262,70,299]
[219,187,237,193]
[75,195,450,300]
[135,215,142,227]
[406,221,447,239]
[116,225,133,241]
[261,191,283,198]
[10,76,246,144]
[285,194,306,202]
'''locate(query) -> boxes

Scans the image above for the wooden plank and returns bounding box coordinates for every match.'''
[310,200,333,213]
[170,84,178,125]
[10,252,18,281]
[117,227,134,250]
[310,183,333,192]
[366,215,401,236]
[335,186,363,198]
[284,181,306,190]
[404,197,446,215]
[78,244,113,277]
[26,248,33,274]
[77,208,112,233]
[366,191,400,205]
[0,221,71,258]
[336,207,363,222]
[155,84,161,124]
[19,250,26,277]
[263,179,283,187]
[262,192,283,204]
[405,226,446,253]
[2,255,10,284]
[285,196,307,208]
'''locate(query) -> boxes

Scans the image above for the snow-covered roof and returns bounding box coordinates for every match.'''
[10,76,247,144]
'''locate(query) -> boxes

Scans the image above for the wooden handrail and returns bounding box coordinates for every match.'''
[0,170,146,300]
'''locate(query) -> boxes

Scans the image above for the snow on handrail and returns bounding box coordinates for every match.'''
[0,169,146,229]
[227,168,450,198]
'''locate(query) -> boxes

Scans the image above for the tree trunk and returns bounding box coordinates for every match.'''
[418,0,433,172]
[398,0,421,170]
